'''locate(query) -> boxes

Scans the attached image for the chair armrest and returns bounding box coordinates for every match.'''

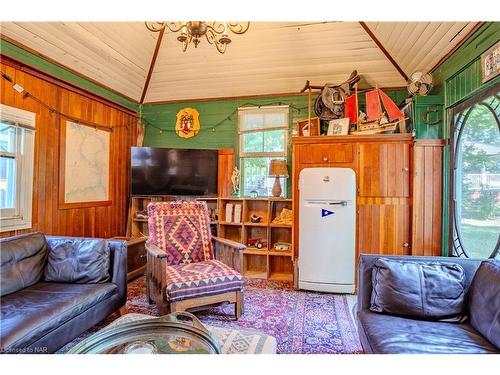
[212,236,246,251]
[145,241,168,259]
[212,237,245,273]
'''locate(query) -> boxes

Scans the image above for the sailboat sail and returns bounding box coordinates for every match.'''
[345,94,357,124]
[365,90,381,121]
[379,89,404,121]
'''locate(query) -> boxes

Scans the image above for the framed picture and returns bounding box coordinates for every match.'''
[327,118,349,136]
[297,117,320,136]
[59,120,112,209]
[481,41,500,83]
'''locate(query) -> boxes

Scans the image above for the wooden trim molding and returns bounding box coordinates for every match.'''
[140,28,165,104]
[1,54,138,117]
[143,86,408,105]
[359,22,409,82]
[429,22,485,73]
[1,34,139,105]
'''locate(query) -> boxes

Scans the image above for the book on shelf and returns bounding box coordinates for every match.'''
[233,204,242,223]
[225,203,233,223]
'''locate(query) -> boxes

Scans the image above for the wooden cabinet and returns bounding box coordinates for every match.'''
[292,134,443,283]
[357,198,411,256]
[412,140,445,256]
[358,142,411,197]
[296,143,355,164]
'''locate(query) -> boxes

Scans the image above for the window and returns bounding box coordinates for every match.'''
[238,106,289,197]
[451,88,500,259]
[0,104,36,232]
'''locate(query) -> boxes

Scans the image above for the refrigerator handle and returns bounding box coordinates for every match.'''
[329,201,348,206]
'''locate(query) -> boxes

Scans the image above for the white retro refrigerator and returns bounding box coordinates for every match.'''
[298,168,356,294]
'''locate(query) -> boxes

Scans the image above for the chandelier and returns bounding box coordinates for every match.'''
[145,21,250,54]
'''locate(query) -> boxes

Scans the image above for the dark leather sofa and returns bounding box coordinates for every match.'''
[0,232,127,354]
[357,254,500,354]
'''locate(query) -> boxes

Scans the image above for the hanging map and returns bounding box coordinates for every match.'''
[64,121,110,203]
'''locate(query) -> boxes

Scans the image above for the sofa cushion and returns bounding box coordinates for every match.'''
[44,238,110,283]
[370,257,466,321]
[468,260,500,349]
[357,310,499,354]
[0,282,117,351]
[0,232,48,297]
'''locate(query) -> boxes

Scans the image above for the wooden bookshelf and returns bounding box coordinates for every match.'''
[218,197,294,282]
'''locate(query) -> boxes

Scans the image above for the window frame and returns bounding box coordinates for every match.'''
[0,104,36,233]
[238,105,289,197]
[449,84,500,259]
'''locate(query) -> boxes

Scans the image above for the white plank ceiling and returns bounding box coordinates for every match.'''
[0,21,478,103]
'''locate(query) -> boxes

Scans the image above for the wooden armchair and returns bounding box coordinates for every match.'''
[145,201,245,318]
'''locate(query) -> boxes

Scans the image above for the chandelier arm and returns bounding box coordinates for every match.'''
[227,22,250,34]
[165,22,185,33]
[206,22,226,35]
[145,22,167,32]
[205,28,217,45]
[214,40,227,54]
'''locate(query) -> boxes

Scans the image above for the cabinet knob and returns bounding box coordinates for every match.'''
[403,167,409,172]
[323,157,328,161]
[403,242,410,248]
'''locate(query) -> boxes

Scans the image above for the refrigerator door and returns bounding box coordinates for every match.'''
[298,168,356,293]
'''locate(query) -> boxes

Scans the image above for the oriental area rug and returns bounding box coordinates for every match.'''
[60,277,362,354]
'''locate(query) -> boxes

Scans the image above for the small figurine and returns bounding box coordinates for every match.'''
[250,214,262,223]
[231,166,240,195]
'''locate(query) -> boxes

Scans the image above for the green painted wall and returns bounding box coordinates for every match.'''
[141,89,407,149]
[0,39,139,111]
[432,22,500,256]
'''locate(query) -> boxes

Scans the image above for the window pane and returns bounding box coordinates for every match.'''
[242,157,286,197]
[0,156,16,209]
[242,132,263,153]
[457,101,500,259]
[0,122,17,153]
[263,129,286,153]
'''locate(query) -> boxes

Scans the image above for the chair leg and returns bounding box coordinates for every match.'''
[235,291,242,320]
[118,306,127,316]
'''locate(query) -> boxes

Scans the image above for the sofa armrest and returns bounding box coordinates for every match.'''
[107,239,128,304]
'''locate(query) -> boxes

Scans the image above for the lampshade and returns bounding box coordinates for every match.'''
[269,160,289,177]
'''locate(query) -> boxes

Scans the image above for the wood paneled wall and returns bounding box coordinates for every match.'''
[412,140,445,256]
[0,59,138,239]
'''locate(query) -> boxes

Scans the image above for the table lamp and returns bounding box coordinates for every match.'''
[269,159,289,197]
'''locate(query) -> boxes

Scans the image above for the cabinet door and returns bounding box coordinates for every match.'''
[358,142,411,197]
[297,143,354,164]
[357,200,411,256]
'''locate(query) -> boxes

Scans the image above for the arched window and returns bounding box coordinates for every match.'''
[451,86,500,259]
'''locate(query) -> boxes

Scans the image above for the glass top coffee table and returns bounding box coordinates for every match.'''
[68,312,221,354]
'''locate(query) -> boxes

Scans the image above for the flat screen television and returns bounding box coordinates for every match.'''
[131,147,218,196]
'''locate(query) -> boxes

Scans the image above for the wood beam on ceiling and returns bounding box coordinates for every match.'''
[358,22,409,82]
[0,33,140,105]
[140,28,165,104]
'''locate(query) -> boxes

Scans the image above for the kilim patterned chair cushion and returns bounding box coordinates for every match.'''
[165,259,243,302]
[147,201,213,266]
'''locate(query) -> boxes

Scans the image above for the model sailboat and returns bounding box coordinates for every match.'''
[345,87,405,135]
